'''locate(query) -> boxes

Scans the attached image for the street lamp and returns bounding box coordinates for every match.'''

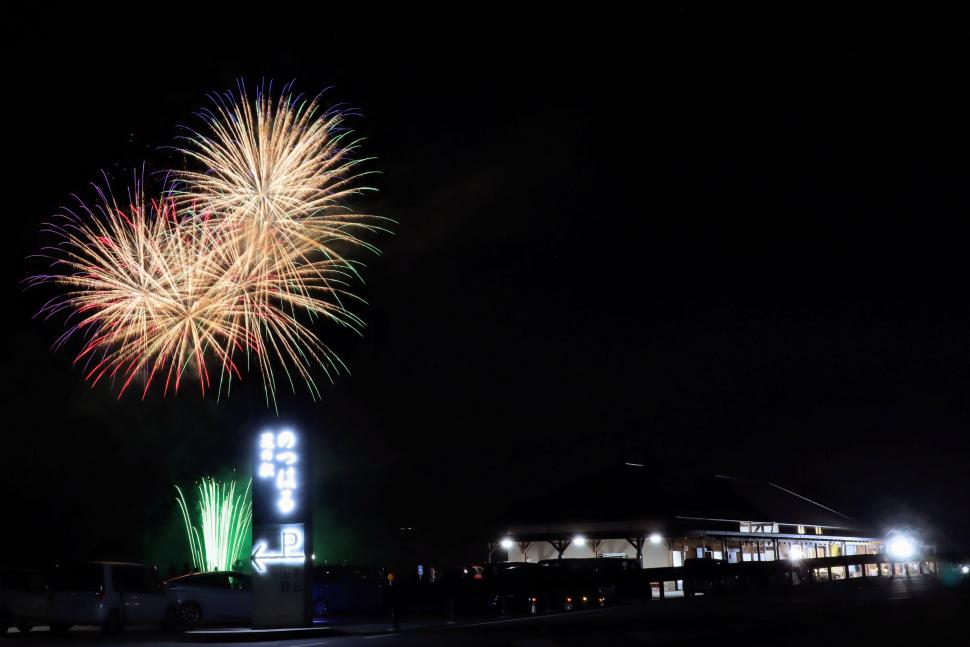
[500,537,514,550]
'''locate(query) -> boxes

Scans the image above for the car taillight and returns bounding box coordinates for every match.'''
[95,589,106,602]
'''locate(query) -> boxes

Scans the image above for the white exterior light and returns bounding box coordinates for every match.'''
[961,565,969,575]
[500,537,514,550]
[573,534,587,547]
[888,535,916,560]
[648,533,663,545]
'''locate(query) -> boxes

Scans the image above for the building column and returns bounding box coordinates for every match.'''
[626,536,645,563]
[549,539,570,559]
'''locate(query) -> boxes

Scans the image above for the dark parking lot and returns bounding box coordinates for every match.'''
[1,577,965,646]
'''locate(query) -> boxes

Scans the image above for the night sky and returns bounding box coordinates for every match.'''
[3,10,969,568]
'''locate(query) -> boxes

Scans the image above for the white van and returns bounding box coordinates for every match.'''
[48,562,175,633]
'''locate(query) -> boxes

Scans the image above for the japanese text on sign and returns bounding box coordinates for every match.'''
[258,430,299,514]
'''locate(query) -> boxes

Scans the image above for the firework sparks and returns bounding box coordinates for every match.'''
[30,182,239,398]
[176,477,253,572]
[31,83,386,405]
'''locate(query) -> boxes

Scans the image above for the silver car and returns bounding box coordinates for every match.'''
[47,562,174,633]
[166,571,252,625]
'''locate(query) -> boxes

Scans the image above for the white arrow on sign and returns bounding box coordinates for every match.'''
[252,527,306,574]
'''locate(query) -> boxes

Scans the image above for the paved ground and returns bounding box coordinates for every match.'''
[2,577,965,645]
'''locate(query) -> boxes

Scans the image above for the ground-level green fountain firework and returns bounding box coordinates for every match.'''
[175,477,253,572]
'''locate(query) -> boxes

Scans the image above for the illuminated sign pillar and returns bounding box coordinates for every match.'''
[252,429,313,628]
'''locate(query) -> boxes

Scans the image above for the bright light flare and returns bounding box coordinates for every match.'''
[888,535,916,560]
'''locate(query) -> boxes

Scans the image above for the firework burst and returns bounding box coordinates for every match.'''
[31,83,387,405]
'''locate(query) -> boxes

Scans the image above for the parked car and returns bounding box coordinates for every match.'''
[538,558,643,610]
[439,564,492,615]
[165,571,251,625]
[0,568,48,634]
[538,558,601,611]
[588,557,646,602]
[485,562,543,615]
[47,562,174,633]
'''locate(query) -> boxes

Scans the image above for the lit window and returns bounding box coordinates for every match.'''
[740,524,750,533]
[797,525,805,534]
[814,526,823,535]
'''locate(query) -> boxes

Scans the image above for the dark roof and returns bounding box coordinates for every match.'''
[677,474,856,528]
[499,465,859,531]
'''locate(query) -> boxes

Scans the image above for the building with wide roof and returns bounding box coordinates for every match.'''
[491,466,885,571]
